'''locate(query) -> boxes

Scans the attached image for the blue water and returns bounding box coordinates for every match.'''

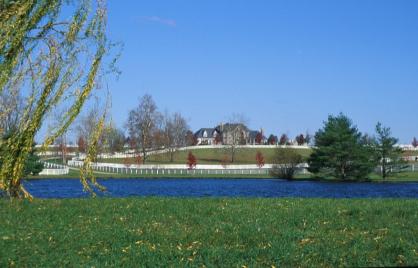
[21,178,418,198]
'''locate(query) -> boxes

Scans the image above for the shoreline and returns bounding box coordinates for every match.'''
[24,173,418,183]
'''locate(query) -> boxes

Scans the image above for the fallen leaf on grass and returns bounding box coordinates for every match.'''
[299,238,315,246]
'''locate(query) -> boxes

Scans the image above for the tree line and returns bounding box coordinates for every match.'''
[272,113,406,180]
[69,94,191,164]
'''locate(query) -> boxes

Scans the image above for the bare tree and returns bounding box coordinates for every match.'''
[305,131,312,145]
[0,89,22,136]
[54,135,68,164]
[77,136,87,154]
[126,94,162,163]
[185,130,197,146]
[162,112,189,162]
[77,109,102,146]
[102,123,125,154]
[222,114,249,163]
[76,108,107,159]
[271,148,303,180]
[48,108,69,164]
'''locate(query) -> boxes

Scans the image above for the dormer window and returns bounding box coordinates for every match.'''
[203,130,207,138]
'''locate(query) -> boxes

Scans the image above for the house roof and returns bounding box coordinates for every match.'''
[195,125,264,140]
[216,123,249,132]
[249,130,259,139]
[194,128,217,138]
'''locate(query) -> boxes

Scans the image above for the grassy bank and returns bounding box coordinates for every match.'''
[26,168,275,180]
[0,198,417,267]
[44,148,418,165]
[26,169,418,182]
[96,147,312,165]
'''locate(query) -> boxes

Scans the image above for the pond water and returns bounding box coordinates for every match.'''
[22,178,418,198]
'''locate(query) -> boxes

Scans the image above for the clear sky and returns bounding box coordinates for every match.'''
[105,0,418,143]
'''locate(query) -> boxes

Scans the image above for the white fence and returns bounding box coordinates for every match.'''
[39,162,69,175]
[47,159,418,177]
[67,160,309,176]
[37,151,77,157]
[376,163,418,173]
[68,160,275,170]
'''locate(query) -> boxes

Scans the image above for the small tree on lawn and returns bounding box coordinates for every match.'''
[24,149,44,176]
[374,122,406,179]
[186,131,198,146]
[295,134,305,146]
[305,132,312,145]
[279,134,289,145]
[255,132,263,145]
[271,148,303,180]
[214,133,222,145]
[123,158,132,168]
[221,155,230,168]
[57,136,68,164]
[267,134,277,145]
[412,137,418,148]
[123,157,133,174]
[187,152,197,170]
[134,155,142,166]
[256,151,265,168]
[77,136,86,154]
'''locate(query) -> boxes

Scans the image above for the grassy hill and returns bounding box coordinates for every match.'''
[97,147,313,165]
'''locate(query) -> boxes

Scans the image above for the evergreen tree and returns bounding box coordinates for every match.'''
[308,114,376,180]
[412,137,418,148]
[23,146,44,176]
[374,122,405,179]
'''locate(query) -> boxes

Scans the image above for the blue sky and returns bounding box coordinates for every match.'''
[105,0,418,143]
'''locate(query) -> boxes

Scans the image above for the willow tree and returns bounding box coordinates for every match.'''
[0,0,116,199]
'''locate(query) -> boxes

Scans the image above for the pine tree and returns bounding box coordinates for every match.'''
[374,122,405,179]
[308,114,376,180]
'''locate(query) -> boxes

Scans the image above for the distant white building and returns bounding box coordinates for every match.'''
[194,128,220,145]
[194,123,265,145]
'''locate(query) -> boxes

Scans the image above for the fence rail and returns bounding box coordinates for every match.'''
[67,160,309,176]
[39,162,69,175]
[45,160,418,177]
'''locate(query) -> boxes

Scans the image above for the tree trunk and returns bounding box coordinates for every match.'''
[170,149,174,162]
[382,159,387,179]
[340,164,346,180]
[142,148,146,164]
[62,147,66,165]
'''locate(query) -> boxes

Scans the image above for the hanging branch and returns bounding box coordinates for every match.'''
[0,0,119,199]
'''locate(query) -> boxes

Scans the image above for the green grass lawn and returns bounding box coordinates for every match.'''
[0,198,417,267]
[97,147,313,165]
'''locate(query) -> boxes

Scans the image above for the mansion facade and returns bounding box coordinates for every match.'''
[194,123,265,145]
